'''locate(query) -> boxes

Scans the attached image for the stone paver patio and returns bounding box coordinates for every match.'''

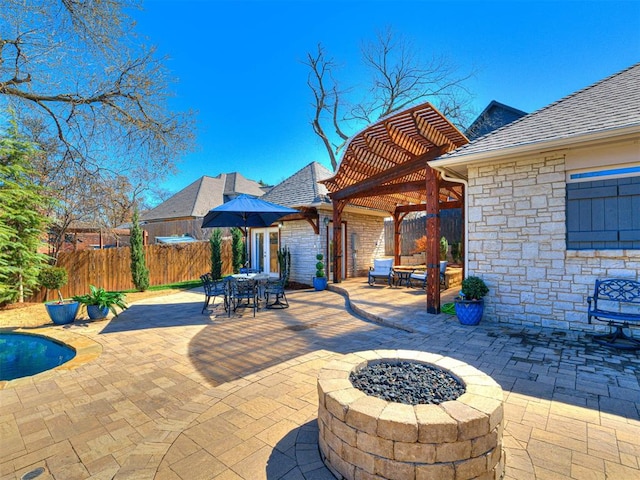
[1,279,639,480]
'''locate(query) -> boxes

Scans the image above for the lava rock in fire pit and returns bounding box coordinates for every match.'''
[349,361,465,405]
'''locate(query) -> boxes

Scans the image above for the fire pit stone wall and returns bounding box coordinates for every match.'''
[317,350,504,480]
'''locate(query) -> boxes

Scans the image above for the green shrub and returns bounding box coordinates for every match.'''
[451,242,463,263]
[315,253,325,278]
[130,208,149,291]
[460,276,489,300]
[231,228,244,273]
[210,228,222,279]
[73,285,128,317]
[38,266,68,302]
[278,246,291,284]
[439,236,449,261]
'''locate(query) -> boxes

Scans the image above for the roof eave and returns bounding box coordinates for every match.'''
[429,124,640,170]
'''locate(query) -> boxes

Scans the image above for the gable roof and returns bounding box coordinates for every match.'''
[143,173,266,221]
[464,100,527,140]
[261,162,333,208]
[435,63,640,167]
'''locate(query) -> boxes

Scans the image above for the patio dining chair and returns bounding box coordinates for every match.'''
[228,277,258,317]
[368,258,394,286]
[200,273,227,314]
[265,277,288,309]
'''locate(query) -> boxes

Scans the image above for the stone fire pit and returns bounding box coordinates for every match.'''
[317,350,505,480]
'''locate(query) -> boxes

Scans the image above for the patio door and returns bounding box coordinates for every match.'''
[251,227,279,276]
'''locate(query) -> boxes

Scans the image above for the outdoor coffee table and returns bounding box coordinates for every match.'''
[392,267,415,287]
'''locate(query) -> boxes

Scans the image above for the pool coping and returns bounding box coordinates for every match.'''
[0,326,102,390]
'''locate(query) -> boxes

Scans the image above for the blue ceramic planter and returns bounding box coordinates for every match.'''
[45,301,79,325]
[87,305,110,319]
[454,299,484,325]
[313,277,328,291]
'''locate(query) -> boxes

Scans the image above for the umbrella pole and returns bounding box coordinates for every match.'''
[244,229,249,269]
[243,217,249,270]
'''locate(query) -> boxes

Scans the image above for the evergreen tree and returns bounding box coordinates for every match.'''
[129,208,149,291]
[210,228,222,279]
[231,228,244,273]
[277,246,291,285]
[0,120,52,304]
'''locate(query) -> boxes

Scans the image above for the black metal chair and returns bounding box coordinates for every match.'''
[200,273,227,314]
[265,277,288,309]
[228,277,258,317]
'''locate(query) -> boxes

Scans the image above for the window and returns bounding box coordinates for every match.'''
[566,175,640,249]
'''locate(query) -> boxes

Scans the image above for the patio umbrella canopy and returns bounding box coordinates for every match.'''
[201,194,299,229]
[202,194,299,269]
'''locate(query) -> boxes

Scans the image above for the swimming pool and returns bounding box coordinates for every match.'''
[0,333,76,381]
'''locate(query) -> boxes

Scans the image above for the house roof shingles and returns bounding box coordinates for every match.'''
[440,62,640,162]
[261,162,333,208]
[464,100,527,140]
[143,173,265,221]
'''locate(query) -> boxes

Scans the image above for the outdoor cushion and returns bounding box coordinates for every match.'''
[409,270,446,288]
[368,258,393,286]
[410,271,427,288]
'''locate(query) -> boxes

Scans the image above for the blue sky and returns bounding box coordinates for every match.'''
[134,0,640,197]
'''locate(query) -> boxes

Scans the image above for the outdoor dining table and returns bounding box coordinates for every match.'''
[225,273,271,315]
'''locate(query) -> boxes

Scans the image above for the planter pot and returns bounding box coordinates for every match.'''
[313,277,328,291]
[454,298,484,325]
[45,301,79,325]
[87,305,110,320]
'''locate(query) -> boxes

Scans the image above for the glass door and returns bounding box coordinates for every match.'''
[253,231,265,272]
[268,230,279,276]
[251,227,279,276]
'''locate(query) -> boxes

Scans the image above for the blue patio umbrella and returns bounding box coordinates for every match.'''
[201,194,299,266]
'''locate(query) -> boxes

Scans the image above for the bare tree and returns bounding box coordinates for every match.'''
[305,27,475,170]
[0,0,195,255]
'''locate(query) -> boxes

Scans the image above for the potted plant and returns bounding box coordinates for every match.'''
[451,242,463,265]
[454,276,489,325]
[73,285,128,319]
[439,236,449,271]
[38,266,79,325]
[313,253,327,291]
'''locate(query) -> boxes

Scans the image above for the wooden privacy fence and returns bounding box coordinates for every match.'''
[29,240,233,302]
[384,209,463,256]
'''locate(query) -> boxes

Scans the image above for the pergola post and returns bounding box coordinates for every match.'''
[393,212,403,266]
[392,211,410,265]
[331,200,346,283]
[425,166,441,314]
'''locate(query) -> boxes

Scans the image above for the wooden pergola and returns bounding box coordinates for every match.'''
[321,103,468,313]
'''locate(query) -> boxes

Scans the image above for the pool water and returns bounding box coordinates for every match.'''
[0,333,76,381]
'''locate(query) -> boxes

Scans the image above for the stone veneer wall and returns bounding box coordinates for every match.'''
[280,211,386,285]
[468,154,640,330]
[343,211,387,277]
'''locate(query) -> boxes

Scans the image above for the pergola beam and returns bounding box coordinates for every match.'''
[394,199,462,215]
[329,146,447,202]
[340,180,427,200]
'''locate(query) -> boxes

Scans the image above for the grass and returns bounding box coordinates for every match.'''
[0,282,202,329]
[121,279,202,293]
